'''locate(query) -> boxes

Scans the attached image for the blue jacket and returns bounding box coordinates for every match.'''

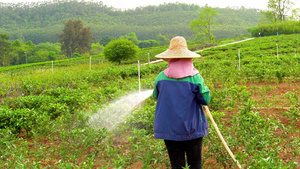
[153,72,211,141]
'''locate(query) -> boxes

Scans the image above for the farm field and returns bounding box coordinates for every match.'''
[0,34,299,168]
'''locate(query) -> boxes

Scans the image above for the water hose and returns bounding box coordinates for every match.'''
[204,106,242,169]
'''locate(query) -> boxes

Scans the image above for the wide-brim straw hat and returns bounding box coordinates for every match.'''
[155,36,200,59]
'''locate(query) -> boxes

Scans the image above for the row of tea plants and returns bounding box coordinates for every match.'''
[0,34,299,168]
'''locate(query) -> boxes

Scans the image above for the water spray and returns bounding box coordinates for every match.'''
[88,60,153,130]
[204,106,242,169]
[88,90,153,130]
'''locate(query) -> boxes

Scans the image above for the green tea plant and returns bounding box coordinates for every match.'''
[0,33,300,168]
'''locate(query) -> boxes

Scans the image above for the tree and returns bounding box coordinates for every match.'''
[289,8,300,20]
[57,19,92,58]
[119,32,139,45]
[90,42,103,55]
[157,33,169,46]
[103,39,139,64]
[12,39,23,47]
[100,36,116,46]
[11,39,28,65]
[190,7,219,41]
[138,40,159,48]
[25,40,36,49]
[23,40,35,63]
[1,2,262,44]
[261,0,296,22]
[0,34,11,67]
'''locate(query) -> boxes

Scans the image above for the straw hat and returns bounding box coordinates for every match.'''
[155,36,200,59]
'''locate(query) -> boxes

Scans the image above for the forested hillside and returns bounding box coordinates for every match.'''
[0,0,261,44]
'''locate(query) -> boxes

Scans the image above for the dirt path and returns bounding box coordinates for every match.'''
[142,38,255,66]
[194,38,255,53]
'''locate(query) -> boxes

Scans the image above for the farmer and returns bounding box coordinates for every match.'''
[153,36,211,169]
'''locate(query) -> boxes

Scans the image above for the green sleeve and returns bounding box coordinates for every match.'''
[197,75,211,104]
[153,72,163,100]
[153,84,158,100]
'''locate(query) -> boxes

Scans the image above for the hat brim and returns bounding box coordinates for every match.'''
[155,49,201,58]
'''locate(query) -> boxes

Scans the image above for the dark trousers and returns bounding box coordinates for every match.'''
[164,137,203,169]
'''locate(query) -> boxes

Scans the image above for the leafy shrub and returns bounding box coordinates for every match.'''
[5,95,53,110]
[40,102,69,119]
[21,79,44,95]
[126,105,155,134]
[138,40,159,48]
[104,39,139,64]
[43,87,86,113]
[4,87,89,121]
[209,85,251,111]
[0,85,10,97]
[274,69,286,82]
[0,107,45,135]
[100,87,120,100]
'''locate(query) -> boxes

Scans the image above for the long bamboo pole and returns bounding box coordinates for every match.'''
[204,106,242,169]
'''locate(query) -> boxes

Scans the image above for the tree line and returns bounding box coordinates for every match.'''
[249,0,300,36]
[248,21,300,37]
[1,0,298,67]
[0,32,103,67]
[0,1,261,44]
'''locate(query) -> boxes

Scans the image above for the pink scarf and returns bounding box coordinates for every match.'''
[163,59,199,79]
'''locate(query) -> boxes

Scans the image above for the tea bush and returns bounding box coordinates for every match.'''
[0,107,47,135]
[0,34,299,168]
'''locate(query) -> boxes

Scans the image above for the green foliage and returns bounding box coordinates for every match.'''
[248,21,300,37]
[3,88,85,119]
[0,39,62,67]
[209,85,251,110]
[138,39,159,48]
[11,39,23,47]
[126,103,156,133]
[57,19,92,57]
[0,34,300,168]
[275,69,286,82]
[90,42,103,55]
[190,7,219,41]
[104,39,139,64]
[120,32,139,45]
[100,36,116,46]
[0,34,11,67]
[156,33,170,46]
[25,40,35,48]
[0,1,260,44]
[197,34,300,84]
[0,107,46,135]
[260,0,298,23]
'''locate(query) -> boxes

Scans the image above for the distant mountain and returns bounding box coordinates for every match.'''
[0,1,261,44]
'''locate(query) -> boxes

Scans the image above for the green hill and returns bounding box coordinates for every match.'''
[0,1,261,44]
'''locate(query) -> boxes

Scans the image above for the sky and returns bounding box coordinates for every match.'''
[1,0,300,11]
[101,0,271,10]
[0,0,286,10]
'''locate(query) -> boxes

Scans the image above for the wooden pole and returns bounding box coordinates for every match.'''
[276,44,278,59]
[90,57,91,70]
[138,60,141,93]
[204,106,242,169]
[238,49,241,70]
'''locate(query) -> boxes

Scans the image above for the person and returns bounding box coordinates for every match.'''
[153,36,211,169]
